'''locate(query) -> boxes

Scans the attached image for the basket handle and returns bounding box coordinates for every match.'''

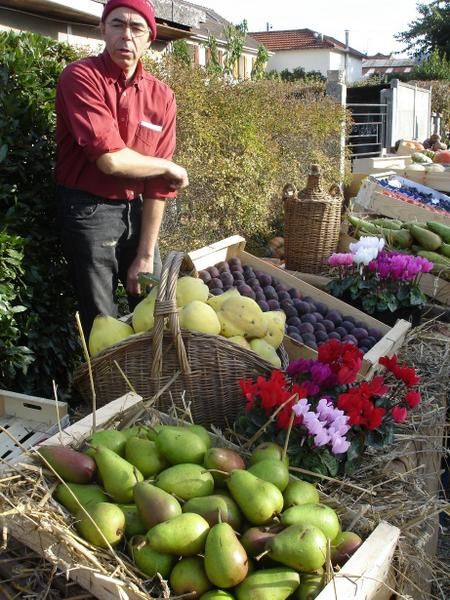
[150,250,195,380]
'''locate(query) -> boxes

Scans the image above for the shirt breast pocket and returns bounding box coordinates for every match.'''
[134,122,162,155]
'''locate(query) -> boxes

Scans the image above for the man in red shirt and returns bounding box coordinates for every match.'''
[56,0,188,337]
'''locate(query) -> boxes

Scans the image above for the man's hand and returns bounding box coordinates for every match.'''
[127,255,154,296]
[164,163,189,191]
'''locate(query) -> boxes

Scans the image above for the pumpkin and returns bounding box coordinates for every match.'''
[433,150,450,165]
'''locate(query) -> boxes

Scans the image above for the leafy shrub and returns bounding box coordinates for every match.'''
[0,31,81,398]
[147,57,349,254]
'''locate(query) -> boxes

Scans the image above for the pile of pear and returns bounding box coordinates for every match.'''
[88,276,285,368]
[38,424,363,600]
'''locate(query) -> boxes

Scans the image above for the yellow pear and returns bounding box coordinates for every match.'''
[228,336,251,350]
[218,296,268,339]
[180,301,221,335]
[207,288,240,312]
[88,315,134,356]
[132,286,159,333]
[176,276,209,307]
[261,311,286,349]
[250,339,281,368]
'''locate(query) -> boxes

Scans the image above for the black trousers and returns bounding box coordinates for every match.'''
[57,186,162,338]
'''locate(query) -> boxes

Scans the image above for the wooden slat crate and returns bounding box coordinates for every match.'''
[354,173,450,226]
[0,389,69,471]
[188,236,411,378]
[2,392,400,600]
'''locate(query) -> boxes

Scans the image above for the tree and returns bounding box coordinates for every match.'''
[412,47,450,79]
[396,1,450,59]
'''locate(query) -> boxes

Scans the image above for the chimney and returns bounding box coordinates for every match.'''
[345,29,349,50]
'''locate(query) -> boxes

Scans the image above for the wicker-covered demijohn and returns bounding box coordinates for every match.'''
[73,250,288,428]
[284,164,343,273]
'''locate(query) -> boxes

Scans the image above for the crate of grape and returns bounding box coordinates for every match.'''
[1,392,401,600]
[188,236,411,378]
[355,172,450,226]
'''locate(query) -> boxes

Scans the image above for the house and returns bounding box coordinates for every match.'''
[362,53,418,78]
[249,28,365,83]
[0,0,261,79]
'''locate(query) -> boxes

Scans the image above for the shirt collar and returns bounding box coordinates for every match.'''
[101,50,144,88]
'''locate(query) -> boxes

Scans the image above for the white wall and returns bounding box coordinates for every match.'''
[266,47,362,82]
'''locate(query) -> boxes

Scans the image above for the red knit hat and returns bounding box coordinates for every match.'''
[101,0,157,41]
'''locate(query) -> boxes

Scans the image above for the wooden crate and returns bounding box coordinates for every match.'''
[189,236,411,378]
[354,173,450,226]
[2,392,400,600]
[0,389,69,471]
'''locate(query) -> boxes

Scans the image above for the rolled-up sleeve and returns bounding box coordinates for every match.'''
[57,63,126,162]
[144,92,177,199]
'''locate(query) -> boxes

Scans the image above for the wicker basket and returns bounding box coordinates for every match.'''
[284,164,343,274]
[73,251,288,428]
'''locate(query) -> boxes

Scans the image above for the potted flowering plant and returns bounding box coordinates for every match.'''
[235,339,421,477]
[325,237,433,326]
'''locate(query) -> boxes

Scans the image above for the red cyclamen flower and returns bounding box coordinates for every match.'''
[404,390,421,408]
[391,405,408,423]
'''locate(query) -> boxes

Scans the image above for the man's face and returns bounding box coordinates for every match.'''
[101,7,151,76]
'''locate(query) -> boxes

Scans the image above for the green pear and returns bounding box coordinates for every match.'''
[133,481,182,529]
[117,504,147,537]
[85,429,127,456]
[266,524,328,572]
[261,310,286,349]
[200,591,235,600]
[189,424,212,449]
[54,482,108,514]
[88,314,134,356]
[156,427,207,464]
[146,512,210,556]
[75,502,125,547]
[283,480,320,508]
[203,447,246,486]
[281,503,340,540]
[226,470,283,525]
[146,423,164,441]
[200,592,235,600]
[228,335,252,350]
[132,285,159,333]
[170,556,212,597]
[295,572,325,600]
[248,459,289,491]
[37,446,96,483]
[120,424,153,439]
[249,442,289,467]
[125,436,168,477]
[182,494,242,530]
[235,567,300,600]
[128,535,175,578]
[90,445,143,503]
[204,522,248,588]
[155,463,214,500]
[180,300,221,335]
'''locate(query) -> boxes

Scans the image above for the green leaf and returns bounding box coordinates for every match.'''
[409,286,426,306]
[0,144,8,163]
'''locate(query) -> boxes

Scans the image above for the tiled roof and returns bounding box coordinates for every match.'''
[249,28,365,58]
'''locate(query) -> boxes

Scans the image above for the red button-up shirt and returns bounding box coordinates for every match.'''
[55,50,177,200]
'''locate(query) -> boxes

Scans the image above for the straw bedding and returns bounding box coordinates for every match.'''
[0,321,448,599]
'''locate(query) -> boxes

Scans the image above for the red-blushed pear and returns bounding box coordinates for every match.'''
[331,530,363,566]
[133,481,182,530]
[204,522,249,588]
[170,557,212,597]
[241,526,278,557]
[203,447,246,486]
[37,446,96,483]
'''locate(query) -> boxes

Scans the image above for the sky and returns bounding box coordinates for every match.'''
[192,0,429,57]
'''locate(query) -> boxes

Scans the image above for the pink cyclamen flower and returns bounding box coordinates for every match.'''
[330,433,351,455]
[292,398,311,418]
[328,253,354,267]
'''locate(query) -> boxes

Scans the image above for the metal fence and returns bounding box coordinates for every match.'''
[347,102,387,159]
